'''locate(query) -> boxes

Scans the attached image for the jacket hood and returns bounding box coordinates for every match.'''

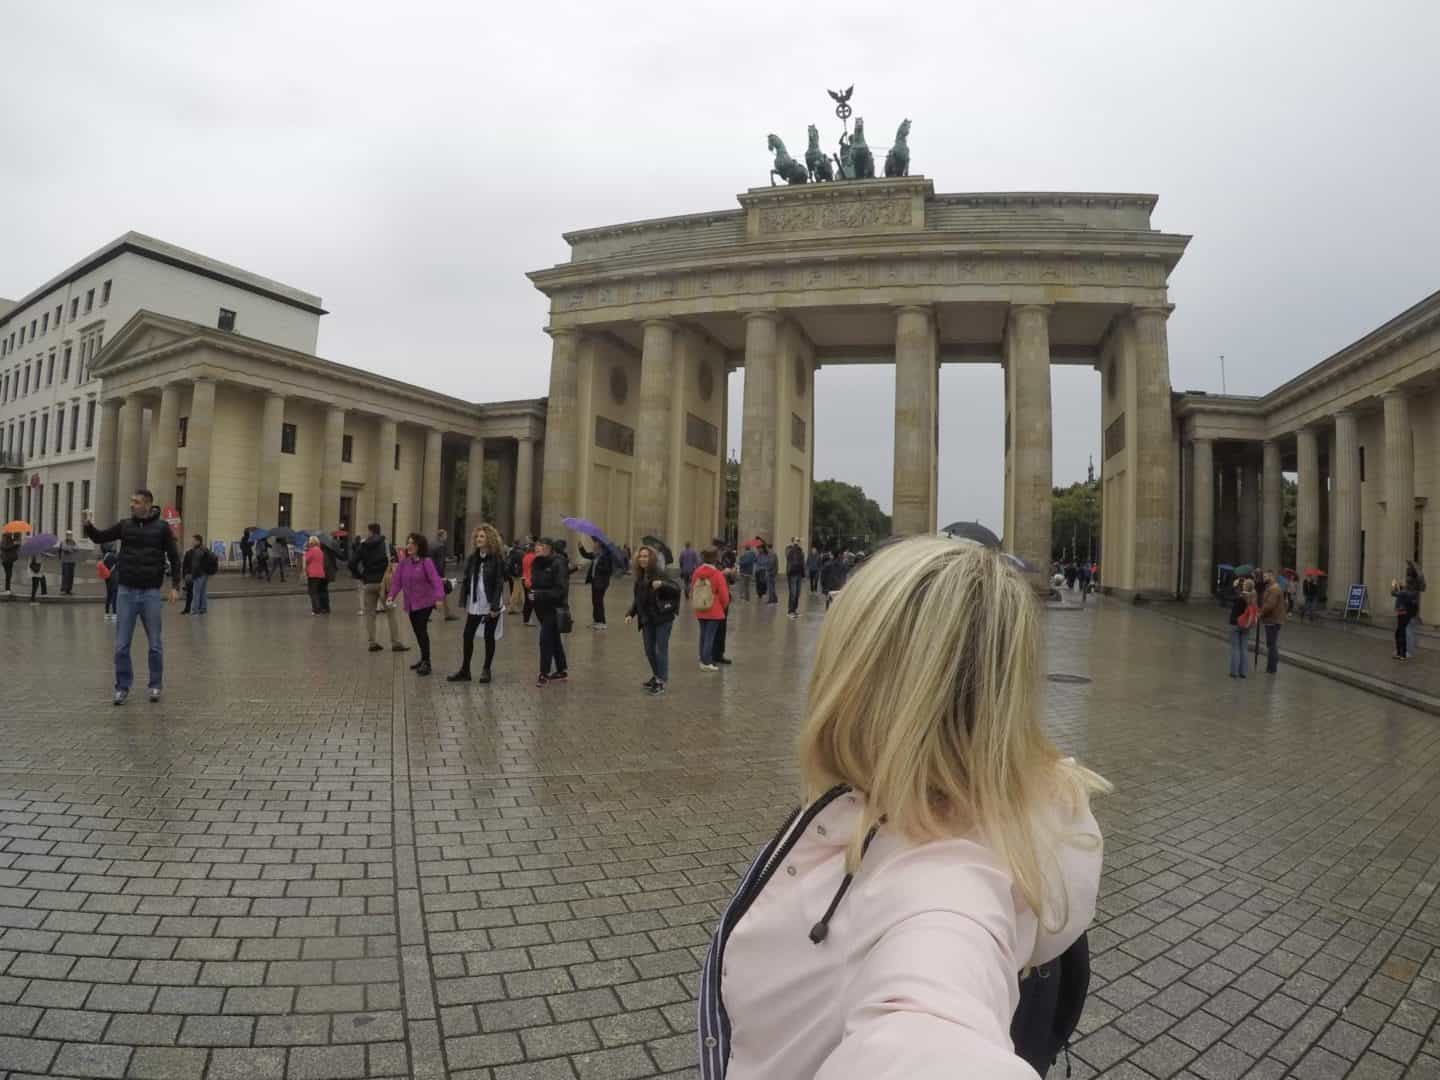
[135,505,162,524]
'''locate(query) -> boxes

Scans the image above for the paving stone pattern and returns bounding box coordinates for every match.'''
[0,589,1438,1078]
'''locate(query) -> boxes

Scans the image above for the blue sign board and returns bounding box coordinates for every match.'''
[1345,583,1366,619]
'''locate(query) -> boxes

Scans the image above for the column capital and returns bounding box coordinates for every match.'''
[1190,435,1214,447]
[742,309,779,325]
[1131,303,1174,321]
[893,303,933,318]
[264,390,286,402]
[641,317,678,332]
[1009,302,1052,315]
[544,326,580,341]
[1381,385,1409,401]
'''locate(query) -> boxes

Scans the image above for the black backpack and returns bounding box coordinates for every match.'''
[203,551,219,576]
[1009,934,1090,1077]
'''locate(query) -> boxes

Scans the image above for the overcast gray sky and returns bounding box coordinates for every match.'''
[4,1,1438,532]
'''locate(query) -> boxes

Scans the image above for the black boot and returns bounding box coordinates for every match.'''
[417,661,432,677]
[447,670,471,682]
[477,670,492,684]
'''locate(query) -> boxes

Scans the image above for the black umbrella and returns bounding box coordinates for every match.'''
[640,535,675,566]
[940,521,1002,548]
[269,526,299,546]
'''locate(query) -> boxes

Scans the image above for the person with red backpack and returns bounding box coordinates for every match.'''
[1229,578,1257,678]
[692,547,730,671]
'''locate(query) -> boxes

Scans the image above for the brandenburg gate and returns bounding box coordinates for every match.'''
[529,176,1189,597]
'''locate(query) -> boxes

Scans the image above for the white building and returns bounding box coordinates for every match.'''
[0,232,324,534]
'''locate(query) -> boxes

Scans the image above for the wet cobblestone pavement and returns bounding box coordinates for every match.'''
[1,589,1438,1078]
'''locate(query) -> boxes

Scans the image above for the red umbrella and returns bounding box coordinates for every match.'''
[1282,568,1297,577]
[1303,568,1326,577]
[743,537,767,549]
[331,528,348,538]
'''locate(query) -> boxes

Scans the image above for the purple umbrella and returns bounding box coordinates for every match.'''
[561,516,625,565]
[20,532,57,556]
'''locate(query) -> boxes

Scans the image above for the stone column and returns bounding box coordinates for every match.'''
[1190,438,1214,596]
[1131,306,1176,593]
[515,437,535,540]
[738,311,780,545]
[255,392,286,526]
[1261,440,1282,571]
[634,319,676,542]
[374,418,397,538]
[465,437,486,539]
[495,442,516,541]
[539,329,580,538]
[115,394,145,517]
[1296,427,1320,575]
[318,406,346,532]
[92,399,121,523]
[146,384,180,508]
[1383,388,1414,581]
[1238,455,1260,565]
[186,379,216,542]
[421,428,444,534]
[1330,409,1361,594]
[892,305,938,535]
[1007,304,1052,573]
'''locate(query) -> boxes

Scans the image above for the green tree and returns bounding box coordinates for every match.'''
[811,479,891,549]
[1280,476,1297,570]
[1051,478,1101,563]
[723,457,739,544]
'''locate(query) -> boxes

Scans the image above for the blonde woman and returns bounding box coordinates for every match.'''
[450,524,506,683]
[699,536,1108,1079]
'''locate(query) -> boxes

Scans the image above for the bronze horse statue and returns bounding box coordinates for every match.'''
[768,135,808,185]
[849,117,875,179]
[805,125,834,182]
[884,119,911,177]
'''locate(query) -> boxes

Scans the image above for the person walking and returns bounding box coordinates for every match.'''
[692,547,730,671]
[1301,574,1318,621]
[99,543,119,620]
[27,548,50,602]
[450,524,506,683]
[579,540,614,629]
[181,534,207,614]
[269,536,289,582]
[529,538,570,685]
[304,536,332,614]
[255,536,270,580]
[736,545,756,601]
[698,537,1107,1080]
[432,527,458,622]
[239,528,254,577]
[1,530,19,595]
[58,530,80,595]
[350,523,408,654]
[806,545,821,593]
[192,538,215,615]
[625,545,680,696]
[753,543,769,601]
[521,543,539,625]
[785,538,806,618]
[1260,571,1286,674]
[83,489,182,705]
[765,546,781,605]
[1393,578,1419,661]
[1405,560,1426,657]
[679,543,700,599]
[820,550,850,608]
[388,533,445,676]
[1228,578,1256,678]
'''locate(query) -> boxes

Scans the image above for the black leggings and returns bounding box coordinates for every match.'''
[2,562,13,590]
[409,608,433,664]
[461,613,498,674]
[1397,614,1410,659]
[591,582,607,625]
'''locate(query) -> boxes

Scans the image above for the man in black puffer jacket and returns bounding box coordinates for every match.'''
[83,488,181,706]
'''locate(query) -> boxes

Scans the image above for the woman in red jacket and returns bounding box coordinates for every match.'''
[692,547,731,671]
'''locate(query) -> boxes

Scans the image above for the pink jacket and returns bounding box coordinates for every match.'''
[304,545,326,580]
[387,556,444,612]
[718,782,1101,1079]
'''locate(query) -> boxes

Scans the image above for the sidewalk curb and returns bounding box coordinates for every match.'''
[1157,611,1440,718]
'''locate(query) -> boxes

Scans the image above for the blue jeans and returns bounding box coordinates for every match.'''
[1407,618,1419,656]
[104,578,118,614]
[192,574,209,614]
[642,619,673,683]
[1264,623,1281,673]
[1229,627,1248,676]
[115,585,164,692]
[787,574,802,614]
[699,620,721,664]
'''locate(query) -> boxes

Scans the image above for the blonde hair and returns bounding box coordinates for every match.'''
[799,536,1109,923]
[474,523,503,555]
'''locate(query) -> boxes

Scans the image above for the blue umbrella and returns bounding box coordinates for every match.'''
[20,532,57,556]
[561,515,625,565]
[247,528,271,541]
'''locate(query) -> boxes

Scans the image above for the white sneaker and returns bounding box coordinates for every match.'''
[700,663,719,672]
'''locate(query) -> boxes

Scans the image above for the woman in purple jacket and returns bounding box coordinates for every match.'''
[387,533,445,676]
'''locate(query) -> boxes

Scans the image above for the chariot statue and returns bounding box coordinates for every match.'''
[762,87,911,186]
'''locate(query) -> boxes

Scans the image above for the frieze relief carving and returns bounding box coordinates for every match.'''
[553,256,1164,315]
[757,198,913,235]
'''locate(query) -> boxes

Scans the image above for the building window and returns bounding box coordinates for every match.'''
[85,288,94,313]
[177,417,188,448]
[393,444,401,470]
[22,364,29,394]
[65,482,74,531]
[54,305,61,328]
[69,404,79,451]
[341,434,353,463]
[18,326,25,346]
[45,352,54,385]
[281,422,297,454]
[391,503,397,541]
[54,409,63,453]
[81,479,90,518]
[277,492,293,528]
[101,280,112,305]
[39,414,48,457]
[1,374,7,402]
[70,298,78,321]
[175,485,184,517]
[1358,446,1365,483]
[61,347,71,382]
[218,308,236,332]
[41,313,48,334]
[85,400,95,448]
[51,483,59,534]
[30,318,37,339]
